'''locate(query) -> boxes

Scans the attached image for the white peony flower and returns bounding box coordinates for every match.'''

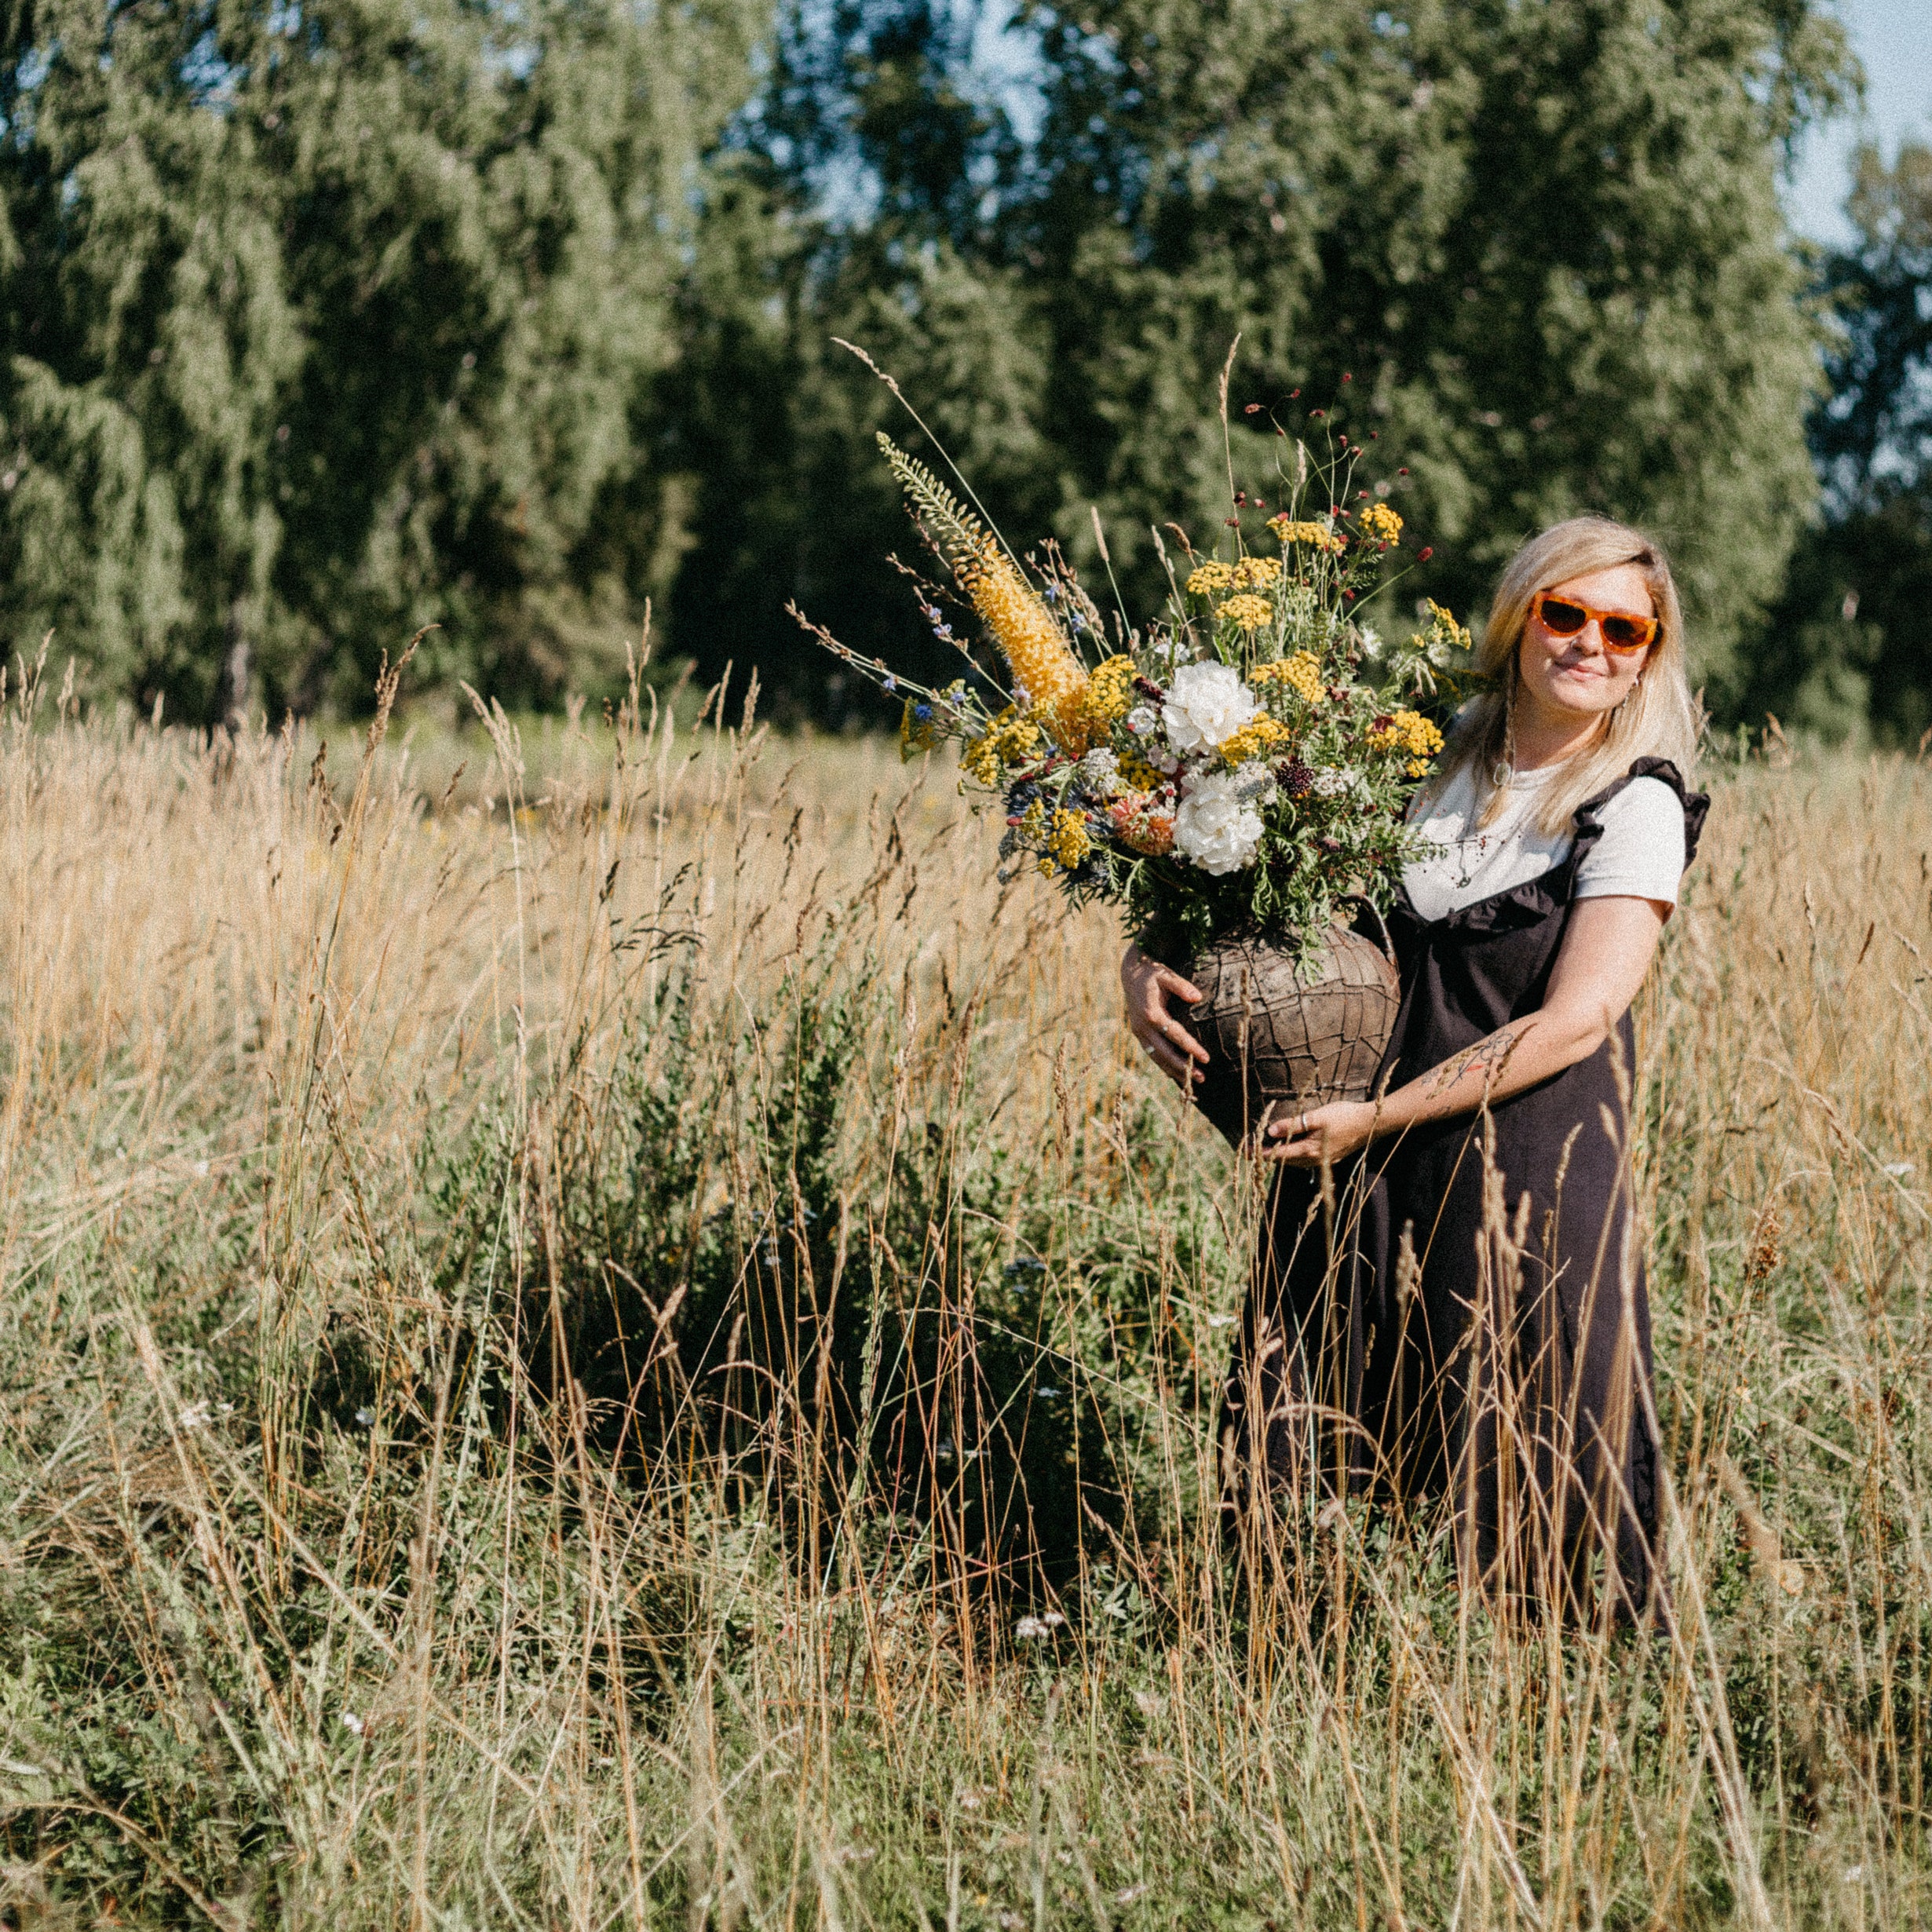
[1173,771,1265,875]
[1125,703,1159,736]
[1161,661,1261,754]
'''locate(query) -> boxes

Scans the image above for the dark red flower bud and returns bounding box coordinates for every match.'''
[1133,676,1166,701]
[1357,490,1370,499]
[1310,408,1325,418]
[1289,388,1301,398]
[1343,589,1356,600]
[1342,372,1353,382]
[1235,490,1247,504]
[1255,499,1267,509]
[1244,403,1262,415]
[1372,714,1393,730]
[1225,517,1240,526]
[1398,466,1409,476]
[1418,546,1433,561]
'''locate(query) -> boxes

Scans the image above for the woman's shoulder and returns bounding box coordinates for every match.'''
[1572,761,1706,897]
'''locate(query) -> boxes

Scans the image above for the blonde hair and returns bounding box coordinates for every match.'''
[1435,516,1701,836]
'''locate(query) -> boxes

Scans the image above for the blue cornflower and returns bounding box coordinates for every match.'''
[914,703,933,721]
[883,674,898,692]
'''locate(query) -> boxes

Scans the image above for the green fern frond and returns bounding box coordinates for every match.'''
[878,433,988,576]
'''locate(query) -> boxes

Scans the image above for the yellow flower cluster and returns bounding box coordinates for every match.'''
[1218,716,1292,767]
[1251,652,1326,705]
[1185,561,1236,595]
[963,542,1091,752]
[1359,502,1403,542]
[1268,515,1345,554]
[1220,593,1275,631]
[1371,707,1444,776]
[1119,751,1165,792]
[1082,653,1138,723]
[1043,807,1093,871]
[961,705,1043,786]
[900,699,941,758]
[1232,555,1283,589]
[1419,599,1474,654]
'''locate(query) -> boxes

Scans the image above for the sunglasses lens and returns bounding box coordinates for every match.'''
[1601,616,1653,651]
[1538,597,1588,635]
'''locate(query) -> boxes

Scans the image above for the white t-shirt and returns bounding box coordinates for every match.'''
[1402,761,1686,924]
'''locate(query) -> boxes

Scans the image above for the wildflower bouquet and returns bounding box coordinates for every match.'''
[798,415,1471,977]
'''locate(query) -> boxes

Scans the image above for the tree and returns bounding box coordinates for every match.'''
[1737,140,1932,746]
[670,0,1853,715]
[1010,0,1852,692]
[0,0,764,721]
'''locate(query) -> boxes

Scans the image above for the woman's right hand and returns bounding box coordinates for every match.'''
[1120,943,1210,1089]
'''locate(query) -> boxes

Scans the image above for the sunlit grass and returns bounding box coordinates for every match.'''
[1,652,1929,1928]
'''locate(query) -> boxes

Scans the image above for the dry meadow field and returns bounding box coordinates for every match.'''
[2,654,1930,1929]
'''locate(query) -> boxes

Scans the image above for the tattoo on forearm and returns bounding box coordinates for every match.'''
[1429,1026,1526,1095]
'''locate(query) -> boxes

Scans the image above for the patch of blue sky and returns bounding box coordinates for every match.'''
[1786,0,1931,244]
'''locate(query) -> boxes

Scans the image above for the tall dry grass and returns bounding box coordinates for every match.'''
[0,649,1928,1929]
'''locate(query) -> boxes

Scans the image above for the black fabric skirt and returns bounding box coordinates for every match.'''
[1218,758,1709,1617]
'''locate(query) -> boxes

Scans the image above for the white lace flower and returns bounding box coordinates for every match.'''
[1077,748,1120,789]
[1311,766,1356,798]
[1356,624,1383,660]
[1160,661,1260,754]
[1173,770,1265,875]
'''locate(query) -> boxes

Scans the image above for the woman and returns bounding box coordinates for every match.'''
[1122,517,1707,1619]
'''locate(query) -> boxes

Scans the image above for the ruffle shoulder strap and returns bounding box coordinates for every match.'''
[1571,757,1711,873]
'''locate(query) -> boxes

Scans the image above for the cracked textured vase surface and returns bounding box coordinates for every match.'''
[1176,928,1401,1149]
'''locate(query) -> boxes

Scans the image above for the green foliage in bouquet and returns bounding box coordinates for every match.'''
[794,380,1474,970]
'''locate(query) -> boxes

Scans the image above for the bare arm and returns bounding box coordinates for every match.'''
[1266,894,1671,1165]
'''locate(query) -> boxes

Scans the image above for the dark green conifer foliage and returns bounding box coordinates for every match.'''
[0,0,761,719]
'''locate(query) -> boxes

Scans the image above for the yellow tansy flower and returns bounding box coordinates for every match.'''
[1219,717,1293,767]
[1370,707,1444,776]
[1219,593,1275,631]
[1251,652,1326,706]
[1359,502,1403,542]
[1232,555,1283,590]
[961,705,1043,786]
[1186,561,1236,595]
[1082,654,1138,724]
[1267,515,1346,555]
[1045,808,1092,869]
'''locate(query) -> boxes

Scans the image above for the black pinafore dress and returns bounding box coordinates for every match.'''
[1219,758,1709,1616]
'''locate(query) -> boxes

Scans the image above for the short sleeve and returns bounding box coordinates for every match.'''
[1573,776,1687,907]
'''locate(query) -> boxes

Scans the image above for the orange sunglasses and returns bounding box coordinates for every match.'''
[1528,590,1658,654]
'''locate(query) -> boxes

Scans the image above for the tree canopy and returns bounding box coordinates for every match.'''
[0,0,1880,728]
[0,0,761,718]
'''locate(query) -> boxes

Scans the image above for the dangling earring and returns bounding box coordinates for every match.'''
[1490,657,1517,791]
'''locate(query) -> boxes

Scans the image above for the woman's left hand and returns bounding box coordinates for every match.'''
[1263,1099,1379,1166]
